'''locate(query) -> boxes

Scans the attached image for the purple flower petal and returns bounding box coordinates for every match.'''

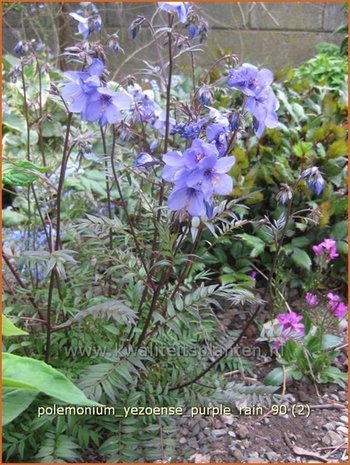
[163,151,184,167]
[215,156,236,174]
[213,174,233,195]
[87,59,105,76]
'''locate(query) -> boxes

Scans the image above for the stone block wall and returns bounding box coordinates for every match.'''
[2,2,346,72]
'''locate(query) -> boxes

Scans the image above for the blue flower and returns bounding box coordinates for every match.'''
[206,123,228,157]
[62,59,132,126]
[228,112,240,131]
[162,139,235,216]
[108,34,123,54]
[158,2,189,23]
[135,152,159,168]
[197,85,213,106]
[61,58,103,113]
[83,88,132,126]
[14,41,29,56]
[70,12,102,39]
[188,23,199,39]
[227,63,274,97]
[246,88,279,138]
[227,63,278,138]
[300,167,325,195]
[129,16,145,40]
[168,186,206,216]
[187,21,208,42]
[186,155,235,199]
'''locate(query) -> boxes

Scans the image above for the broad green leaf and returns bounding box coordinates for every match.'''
[3,112,26,133]
[293,141,313,158]
[3,377,39,390]
[2,113,38,145]
[3,167,36,186]
[2,210,27,226]
[237,233,265,258]
[2,315,28,336]
[264,366,293,386]
[290,248,312,271]
[2,353,101,406]
[322,334,343,350]
[337,240,348,255]
[2,389,38,425]
[332,220,348,241]
[264,367,284,386]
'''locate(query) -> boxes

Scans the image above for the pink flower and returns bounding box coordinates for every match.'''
[305,292,318,307]
[327,293,348,320]
[322,239,339,260]
[312,238,338,261]
[277,311,305,337]
[334,302,348,319]
[271,311,305,351]
[327,292,342,311]
[312,244,323,256]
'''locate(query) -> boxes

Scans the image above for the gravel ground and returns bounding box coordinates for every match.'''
[169,302,348,463]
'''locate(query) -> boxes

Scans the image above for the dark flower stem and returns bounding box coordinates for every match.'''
[45,273,55,362]
[2,252,46,321]
[33,51,46,166]
[193,54,238,100]
[143,226,204,344]
[110,127,148,275]
[55,113,74,250]
[100,127,113,297]
[20,60,31,162]
[169,303,263,391]
[20,60,34,281]
[45,113,73,363]
[150,14,174,264]
[31,186,51,249]
[136,268,172,350]
[134,15,175,349]
[266,196,294,306]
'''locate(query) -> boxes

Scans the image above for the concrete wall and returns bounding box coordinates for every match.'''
[2,2,346,72]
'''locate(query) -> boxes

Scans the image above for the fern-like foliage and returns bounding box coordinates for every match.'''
[34,432,80,463]
[53,299,138,331]
[215,381,281,408]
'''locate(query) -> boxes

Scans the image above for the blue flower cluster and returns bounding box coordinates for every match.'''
[171,118,206,140]
[61,59,132,126]
[227,63,278,138]
[162,139,235,216]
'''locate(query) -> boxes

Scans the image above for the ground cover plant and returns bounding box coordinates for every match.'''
[2,2,348,463]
